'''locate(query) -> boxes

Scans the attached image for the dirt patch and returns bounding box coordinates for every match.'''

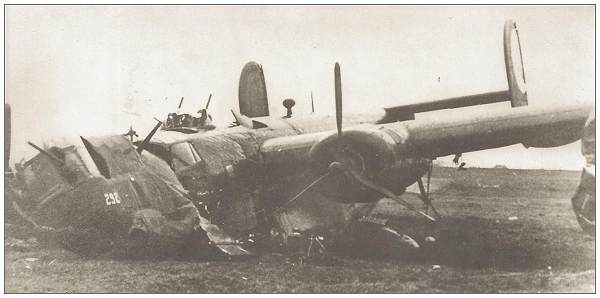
[5,168,594,293]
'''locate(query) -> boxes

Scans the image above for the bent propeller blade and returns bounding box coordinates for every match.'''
[347,169,436,222]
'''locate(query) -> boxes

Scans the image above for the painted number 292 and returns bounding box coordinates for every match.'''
[104,192,121,206]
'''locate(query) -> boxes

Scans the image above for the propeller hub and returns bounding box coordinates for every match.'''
[308,128,398,203]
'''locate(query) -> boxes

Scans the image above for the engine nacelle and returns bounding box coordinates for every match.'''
[308,125,430,203]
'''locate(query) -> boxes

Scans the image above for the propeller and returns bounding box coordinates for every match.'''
[352,173,436,221]
[310,90,315,113]
[279,63,435,222]
[333,64,435,221]
[334,63,343,137]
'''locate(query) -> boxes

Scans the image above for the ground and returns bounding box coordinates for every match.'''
[4,167,595,293]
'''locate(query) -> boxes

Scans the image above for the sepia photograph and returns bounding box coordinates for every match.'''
[4,4,596,293]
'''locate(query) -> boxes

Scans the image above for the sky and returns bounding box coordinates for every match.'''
[5,5,595,170]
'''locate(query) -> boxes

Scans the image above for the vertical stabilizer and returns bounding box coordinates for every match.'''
[503,20,528,107]
[5,104,11,172]
[239,61,269,117]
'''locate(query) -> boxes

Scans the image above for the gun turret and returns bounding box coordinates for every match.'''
[162,94,216,133]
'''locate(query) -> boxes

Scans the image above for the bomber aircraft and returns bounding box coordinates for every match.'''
[4,20,595,258]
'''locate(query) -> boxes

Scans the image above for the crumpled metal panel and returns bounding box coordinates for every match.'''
[140,151,183,187]
[198,215,251,256]
[83,135,143,175]
[189,135,246,177]
[183,134,262,242]
[274,185,377,243]
[211,190,259,238]
[16,154,68,209]
[222,131,262,162]
[11,134,251,257]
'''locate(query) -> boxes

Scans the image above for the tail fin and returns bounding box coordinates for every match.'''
[504,20,528,107]
[5,104,11,173]
[239,61,269,117]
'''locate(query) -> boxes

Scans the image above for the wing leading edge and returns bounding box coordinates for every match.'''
[261,104,592,166]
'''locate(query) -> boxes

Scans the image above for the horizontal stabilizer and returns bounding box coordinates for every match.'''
[380,20,528,123]
[380,90,510,123]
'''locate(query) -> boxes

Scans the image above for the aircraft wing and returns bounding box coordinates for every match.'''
[261,104,591,165]
[393,104,590,159]
[261,103,591,207]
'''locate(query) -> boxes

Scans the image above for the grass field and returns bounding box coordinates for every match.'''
[4,167,595,293]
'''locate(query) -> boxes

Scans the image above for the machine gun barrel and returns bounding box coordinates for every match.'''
[27,141,65,166]
[205,93,212,110]
[136,119,163,154]
[177,97,184,110]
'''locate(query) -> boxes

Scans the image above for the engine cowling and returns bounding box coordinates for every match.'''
[308,125,430,203]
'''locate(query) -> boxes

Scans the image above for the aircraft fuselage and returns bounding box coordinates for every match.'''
[145,113,433,238]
